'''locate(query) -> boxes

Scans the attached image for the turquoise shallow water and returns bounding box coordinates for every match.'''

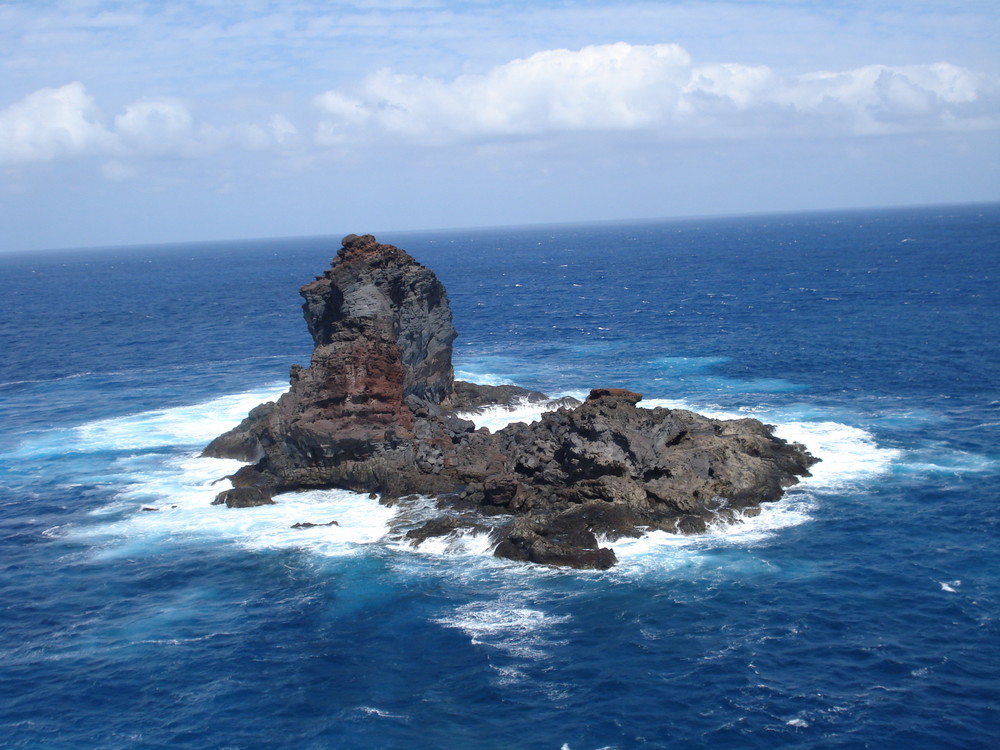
[0,205,998,749]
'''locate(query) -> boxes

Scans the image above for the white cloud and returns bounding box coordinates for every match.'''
[3,44,996,173]
[268,114,298,144]
[0,82,117,163]
[316,43,695,142]
[787,62,989,133]
[314,43,999,145]
[0,83,303,166]
[114,98,198,154]
[314,91,371,146]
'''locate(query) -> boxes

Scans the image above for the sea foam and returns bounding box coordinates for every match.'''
[73,385,289,453]
[49,385,901,571]
[433,594,571,661]
[44,387,396,559]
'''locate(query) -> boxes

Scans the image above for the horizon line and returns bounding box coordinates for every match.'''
[4,199,998,257]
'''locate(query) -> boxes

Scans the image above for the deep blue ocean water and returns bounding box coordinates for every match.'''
[0,204,997,749]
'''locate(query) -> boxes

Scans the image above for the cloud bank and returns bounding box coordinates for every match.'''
[2,43,997,170]
[316,43,997,143]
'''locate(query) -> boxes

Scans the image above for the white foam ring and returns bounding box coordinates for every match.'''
[8,385,289,460]
[52,387,899,570]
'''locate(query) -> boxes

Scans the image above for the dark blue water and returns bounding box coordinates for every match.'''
[1,205,997,749]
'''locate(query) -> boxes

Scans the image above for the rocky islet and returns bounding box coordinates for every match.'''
[204,234,819,568]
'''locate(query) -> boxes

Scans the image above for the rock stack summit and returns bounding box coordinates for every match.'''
[204,234,819,569]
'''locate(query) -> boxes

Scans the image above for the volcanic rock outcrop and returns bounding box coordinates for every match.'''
[205,234,818,569]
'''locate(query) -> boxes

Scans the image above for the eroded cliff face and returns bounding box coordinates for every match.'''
[299,234,456,406]
[205,234,462,498]
[205,234,819,569]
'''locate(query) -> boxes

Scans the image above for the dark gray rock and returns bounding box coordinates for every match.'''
[203,402,274,461]
[458,388,817,566]
[405,515,487,544]
[212,487,275,508]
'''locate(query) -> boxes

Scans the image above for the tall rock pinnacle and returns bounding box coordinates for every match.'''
[203,234,460,491]
[299,234,456,406]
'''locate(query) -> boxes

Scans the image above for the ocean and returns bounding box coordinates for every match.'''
[0,204,997,749]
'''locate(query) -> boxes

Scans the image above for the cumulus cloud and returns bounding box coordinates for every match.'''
[314,43,999,145]
[314,91,370,146]
[0,83,302,167]
[316,43,694,143]
[0,82,117,163]
[115,98,201,155]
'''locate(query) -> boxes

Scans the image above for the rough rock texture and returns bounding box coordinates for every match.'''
[211,486,274,508]
[482,387,817,568]
[300,233,456,406]
[204,234,460,497]
[205,234,819,569]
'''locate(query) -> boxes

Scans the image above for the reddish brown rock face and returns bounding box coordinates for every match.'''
[291,317,413,434]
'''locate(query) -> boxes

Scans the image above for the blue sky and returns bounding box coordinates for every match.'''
[1,0,998,251]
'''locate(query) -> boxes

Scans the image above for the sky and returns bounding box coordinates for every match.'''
[1,0,998,252]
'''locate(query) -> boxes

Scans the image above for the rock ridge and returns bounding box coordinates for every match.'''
[204,234,819,568]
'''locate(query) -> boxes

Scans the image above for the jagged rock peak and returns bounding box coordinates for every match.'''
[300,234,457,405]
[337,233,402,263]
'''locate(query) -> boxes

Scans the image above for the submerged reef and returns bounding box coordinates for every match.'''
[205,234,818,569]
